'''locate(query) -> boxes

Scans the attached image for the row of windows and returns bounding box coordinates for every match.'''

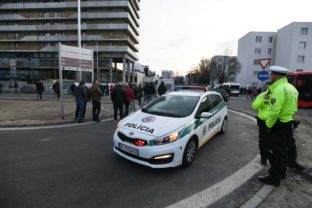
[253,55,306,66]
[254,48,273,55]
[254,41,308,55]
[255,28,310,43]
[255,36,274,43]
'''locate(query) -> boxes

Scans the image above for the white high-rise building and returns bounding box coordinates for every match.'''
[275,22,312,72]
[237,22,312,87]
[236,32,277,87]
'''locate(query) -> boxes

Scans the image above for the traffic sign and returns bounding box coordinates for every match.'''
[257,70,269,81]
[258,58,271,69]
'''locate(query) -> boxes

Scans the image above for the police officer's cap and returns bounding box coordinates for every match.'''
[269,66,290,75]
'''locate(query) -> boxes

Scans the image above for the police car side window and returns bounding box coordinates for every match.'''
[197,96,213,115]
[210,94,223,108]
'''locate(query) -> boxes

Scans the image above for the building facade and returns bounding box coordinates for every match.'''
[161,70,173,79]
[275,22,312,72]
[236,22,312,87]
[0,0,140,83]
[236,32,277,87]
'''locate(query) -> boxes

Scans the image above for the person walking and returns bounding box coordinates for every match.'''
[124,83,134,116]
[258,66,299,187]
[157,81,167,96]
[70,82,76,97]
[36,80,45,100]
[52,80,60,98]
[74,80,88,123]
[111,82,126,122]
[88,80,103,122]
[252,89,270,166]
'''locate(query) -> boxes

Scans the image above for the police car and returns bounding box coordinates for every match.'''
[113,90,227,168]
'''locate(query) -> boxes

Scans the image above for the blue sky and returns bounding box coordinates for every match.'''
[139,0,311,75]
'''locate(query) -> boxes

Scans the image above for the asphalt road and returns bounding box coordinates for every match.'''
[0,111,259,208]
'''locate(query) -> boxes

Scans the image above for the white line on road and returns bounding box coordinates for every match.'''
[0,117,114,131]
[166,110,261,208]
[166,155,262,208]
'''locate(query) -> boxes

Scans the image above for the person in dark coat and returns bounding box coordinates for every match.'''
[88,80,103,122]
[157,81,167,96]
[52,81,60,98]
[36,80,45,100]
[70,82,76,97]
[74,80,88,123]
[111,82,126,122]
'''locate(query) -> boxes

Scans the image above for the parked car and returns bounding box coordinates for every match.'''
[210,88,230,102]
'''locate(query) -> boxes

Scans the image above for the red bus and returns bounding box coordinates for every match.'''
[286,72,312,107]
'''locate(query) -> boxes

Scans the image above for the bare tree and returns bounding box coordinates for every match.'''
[210,56,241,84]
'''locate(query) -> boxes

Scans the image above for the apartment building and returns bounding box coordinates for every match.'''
[0,0,140,83]
[275,22,312,72]
[236,22,312,87]
[236,32,277,87]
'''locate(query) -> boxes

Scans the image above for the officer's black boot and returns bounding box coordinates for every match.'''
[259,175,280,187]
[261,158,267,166]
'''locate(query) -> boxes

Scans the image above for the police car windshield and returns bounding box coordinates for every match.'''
[142,95,199,117]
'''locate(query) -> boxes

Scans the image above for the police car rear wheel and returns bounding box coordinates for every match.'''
[219,118,227,134]
[182,138,197,167]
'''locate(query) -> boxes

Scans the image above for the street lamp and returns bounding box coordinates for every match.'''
[96,41,99,80]
[77,0,82,81]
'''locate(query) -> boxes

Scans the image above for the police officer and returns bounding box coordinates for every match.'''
[258,66,299,186]
[252,89,270,166]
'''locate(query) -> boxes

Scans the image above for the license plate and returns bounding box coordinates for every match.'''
[119,143,139,156]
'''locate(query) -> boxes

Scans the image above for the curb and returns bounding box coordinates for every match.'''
[229,108,275,208]
[241,185,275,208]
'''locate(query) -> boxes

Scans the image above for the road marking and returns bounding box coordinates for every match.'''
[166,155,262,208]
[0,118,113,131]
[228,109,257,122]
[0,109,262,207]
[166,110,261,208]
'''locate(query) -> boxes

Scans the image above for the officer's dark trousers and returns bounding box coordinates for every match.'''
[258,119,269,160]
[287,132,298,167]
[267,120,292,178]
[113,102,124,121]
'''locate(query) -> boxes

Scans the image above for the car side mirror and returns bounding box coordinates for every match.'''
[197,112,213,119]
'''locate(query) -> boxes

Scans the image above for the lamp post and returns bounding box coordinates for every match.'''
[77,0,82,81]
[96,41,99,81]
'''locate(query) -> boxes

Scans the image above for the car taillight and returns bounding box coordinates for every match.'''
[134,139,147,146]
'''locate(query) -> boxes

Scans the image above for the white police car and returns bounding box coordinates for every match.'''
[113,90,227,168]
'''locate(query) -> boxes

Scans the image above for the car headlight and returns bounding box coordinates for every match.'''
[151,131,181,145]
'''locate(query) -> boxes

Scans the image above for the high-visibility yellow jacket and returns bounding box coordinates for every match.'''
[265,77,298,128]
[252,90,270,120]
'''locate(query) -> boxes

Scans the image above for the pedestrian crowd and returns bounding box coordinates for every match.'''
[71,80,167,123]
[239,86,262,99]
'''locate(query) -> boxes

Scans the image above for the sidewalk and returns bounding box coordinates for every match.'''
[1,93,312,207]
[0,92,113,126]
[228,96,312,208]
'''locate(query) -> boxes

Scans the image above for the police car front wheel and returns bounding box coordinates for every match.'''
[219,118,227,134]
[182,138,198,168]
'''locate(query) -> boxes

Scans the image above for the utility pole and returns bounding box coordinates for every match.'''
[77,0,82,81]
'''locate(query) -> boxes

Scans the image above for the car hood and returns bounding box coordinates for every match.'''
[118,110,190,138]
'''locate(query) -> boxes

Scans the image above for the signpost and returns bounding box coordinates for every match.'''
[257,70,269,81]
[58,43,93,119]
[257,58,271,87]
[258,58,271,70]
